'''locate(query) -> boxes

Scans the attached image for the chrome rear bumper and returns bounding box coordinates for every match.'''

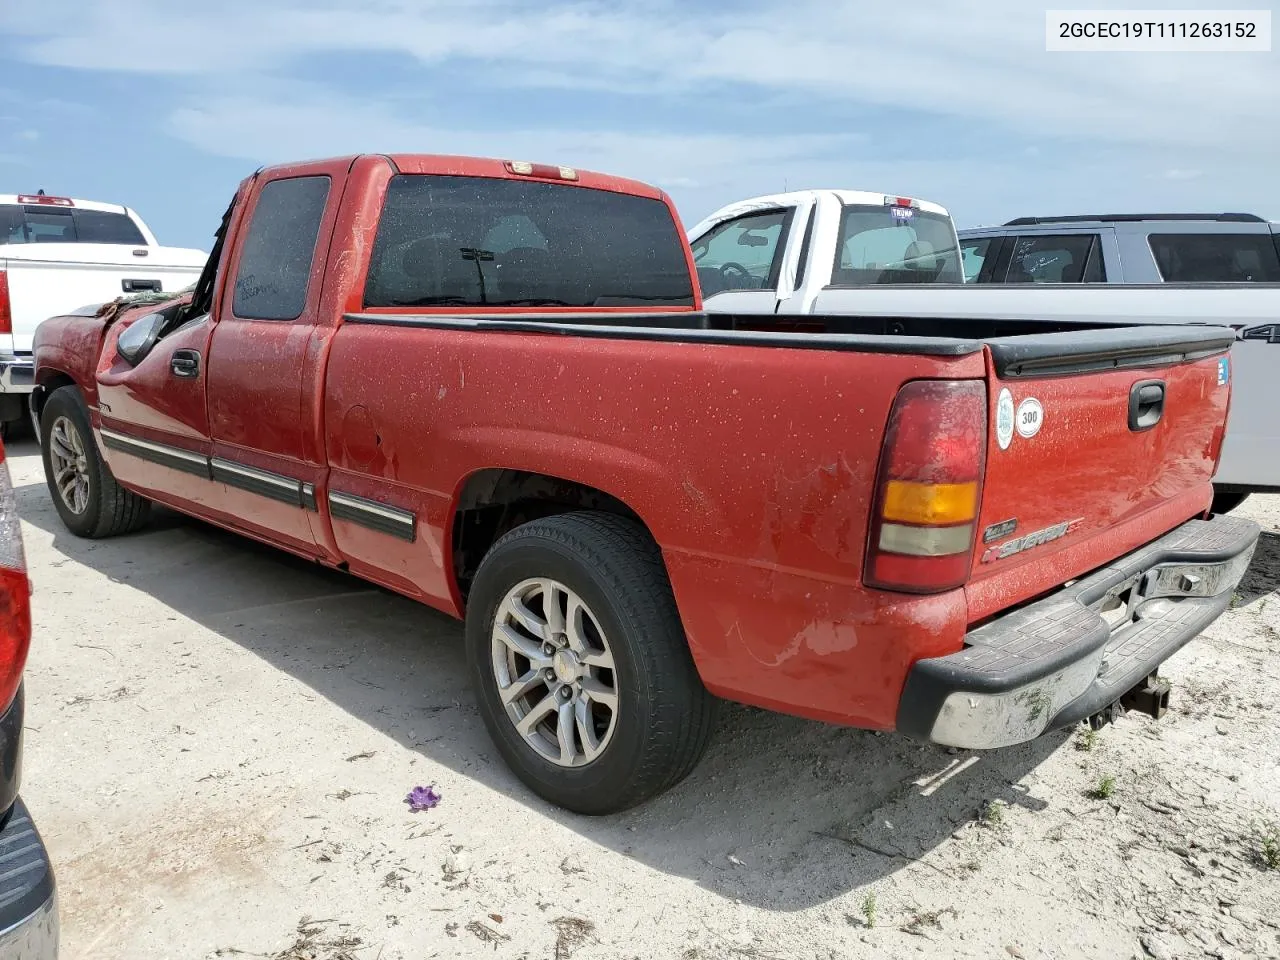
[897,514,1261,749]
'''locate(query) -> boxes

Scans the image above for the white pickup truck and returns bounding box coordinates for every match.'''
[687,193,1278,512]
[686,189,963,314]
[0,193,206,431]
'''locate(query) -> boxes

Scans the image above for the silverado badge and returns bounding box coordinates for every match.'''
[981,517,1085,563]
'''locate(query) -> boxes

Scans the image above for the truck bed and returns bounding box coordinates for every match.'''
[346,310,1234,371]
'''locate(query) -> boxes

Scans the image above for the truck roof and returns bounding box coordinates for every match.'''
[0,194,133,214]
[252,154,669,201]
[700,189,951,220]
[1002,213,1265,225]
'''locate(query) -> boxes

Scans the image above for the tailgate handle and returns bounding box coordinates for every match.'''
[1128,379,1165,432]
[122,278,162,293]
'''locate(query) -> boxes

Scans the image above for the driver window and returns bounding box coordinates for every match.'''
[691,209,789,295]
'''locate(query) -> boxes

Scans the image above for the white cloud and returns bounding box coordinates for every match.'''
[167,88,867,219]
[4,0,1278,149]
[2,0,1278,224]
[14,129,39,142]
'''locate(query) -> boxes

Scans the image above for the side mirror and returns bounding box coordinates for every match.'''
[115,312,166,365]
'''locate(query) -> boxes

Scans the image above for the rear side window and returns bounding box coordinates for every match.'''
[1148,233,1280,282]
[0,205,146,245]
[364,175,695,308]
[232,176,331,321]
[959,238,992,282]
[831,206,962,284]
[1004,234,1098,283]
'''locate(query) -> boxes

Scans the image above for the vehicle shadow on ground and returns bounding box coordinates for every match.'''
[17,461,1081,911]
[1235,530,1280,605]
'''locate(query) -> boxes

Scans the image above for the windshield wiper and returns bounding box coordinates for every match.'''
[393,296,476,306]
[489,298,579,307]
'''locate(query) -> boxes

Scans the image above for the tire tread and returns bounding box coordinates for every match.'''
[473,511,715,813]
[41,385,151,538]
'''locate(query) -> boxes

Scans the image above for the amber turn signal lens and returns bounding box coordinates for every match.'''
[881,480,978,526]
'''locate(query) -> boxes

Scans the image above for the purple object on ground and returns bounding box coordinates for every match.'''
[405,785,441,812]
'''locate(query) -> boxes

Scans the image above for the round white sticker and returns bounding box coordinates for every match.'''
[1016,398,1044,438]
[996,388,1015,450]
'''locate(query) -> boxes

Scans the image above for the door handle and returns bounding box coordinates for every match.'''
[170,349,200,379]
[1128,379,1165,432]
[122,278,162,293]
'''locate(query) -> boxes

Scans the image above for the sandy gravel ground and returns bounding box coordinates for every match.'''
[9,439,1279,960]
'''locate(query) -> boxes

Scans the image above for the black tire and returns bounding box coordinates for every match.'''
[465,511,716,815]
[40,385,151,538]
[1211,489,1250,515]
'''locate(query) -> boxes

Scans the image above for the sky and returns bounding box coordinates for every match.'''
[1,0,1278,253]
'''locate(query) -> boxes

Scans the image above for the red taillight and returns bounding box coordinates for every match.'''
[865,380,987,594]
[0,271,10,334]
[0,442,29,712]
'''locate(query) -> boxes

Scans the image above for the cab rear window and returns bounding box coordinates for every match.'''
[0,205,147,245]
[831,205,962,285]
[363,175,695,308]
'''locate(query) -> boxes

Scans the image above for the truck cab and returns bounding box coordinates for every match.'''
[686,190,963,315]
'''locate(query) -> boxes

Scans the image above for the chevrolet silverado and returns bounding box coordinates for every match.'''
[30,154,1260,814]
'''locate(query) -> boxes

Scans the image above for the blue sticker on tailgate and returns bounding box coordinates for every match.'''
[1218,357,1229,386]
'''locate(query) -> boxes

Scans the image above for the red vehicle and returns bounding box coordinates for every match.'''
[29,154,1259,814]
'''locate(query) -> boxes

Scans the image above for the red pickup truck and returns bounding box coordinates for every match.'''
[29,154,1260,814]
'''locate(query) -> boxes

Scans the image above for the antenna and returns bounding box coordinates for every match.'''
[37,189,45,196]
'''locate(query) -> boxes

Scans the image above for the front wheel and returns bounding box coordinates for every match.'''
[465,512,715,815]
[40,385,151,538]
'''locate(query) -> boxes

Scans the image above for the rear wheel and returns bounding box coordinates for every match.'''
[40,386,151,538]
[466,511,715,815]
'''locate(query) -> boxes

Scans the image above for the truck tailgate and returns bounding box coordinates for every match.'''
[966,325,1234,620]
[2,246,205,352]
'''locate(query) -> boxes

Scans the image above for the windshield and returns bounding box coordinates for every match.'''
[831,205,962,284]
[364,175,695,308]
[0,204,147,245]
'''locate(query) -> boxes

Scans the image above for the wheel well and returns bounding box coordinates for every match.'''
[33,373,76,421]
[451,469,645,605]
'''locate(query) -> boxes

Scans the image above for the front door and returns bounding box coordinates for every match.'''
[94,308,216,507]
[691,207,795,314]
[202,162,347,556]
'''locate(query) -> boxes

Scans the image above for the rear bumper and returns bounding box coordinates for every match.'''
[897,514,1260,749]
[0,357,34,394]
[0,799,58,959]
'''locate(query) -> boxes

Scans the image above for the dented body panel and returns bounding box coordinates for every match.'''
[29,153,1255,736]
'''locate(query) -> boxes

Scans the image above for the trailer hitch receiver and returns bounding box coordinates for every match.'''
[1120,672,1171,721]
